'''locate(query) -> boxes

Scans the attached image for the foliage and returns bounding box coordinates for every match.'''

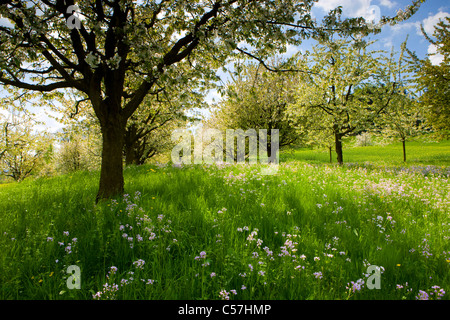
[406,17,450,137]
[0,113,53,181]
[287,36,416,164]
[206,58,300,151]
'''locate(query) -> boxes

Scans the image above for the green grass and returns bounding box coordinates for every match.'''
[280,140,450,166]
[0,141,449,300]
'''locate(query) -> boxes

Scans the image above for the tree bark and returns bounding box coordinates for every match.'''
[335,132,344,165]
[402,139,406,162]
[124,123,141,166]
[96,114,126,202]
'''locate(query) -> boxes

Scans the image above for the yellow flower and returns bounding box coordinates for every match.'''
[39,279,43,283]
[152,197,156,200]
[396,264,401,267]
[446,259,450,263]
[49,272,54,277]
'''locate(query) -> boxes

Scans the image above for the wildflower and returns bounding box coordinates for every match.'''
[346,279,364,293]
[313,272,323,279]
[230,289,237,295]
[72,238,78,243]
[46,237,53,242]
[133,259,145,270]
[416,290,429,300]
[258,270,266,276]
[210,272,216,278]
[219,290,229,300]
[63,231,69,236]
[248,264,253,271]
[93,292,102,300]
[314,257,320,262]
[241,285,247,290]
[431,286,445,299]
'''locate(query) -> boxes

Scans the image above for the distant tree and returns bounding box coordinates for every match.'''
[406,16,450,138]
[0,113,52,181]
[378,95,423,162]
[123,80,205,166]
[373,41,426,162]
[206,59,300,157]
[287,38,401,164]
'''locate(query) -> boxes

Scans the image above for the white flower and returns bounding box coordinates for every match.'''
[85,52,101,69]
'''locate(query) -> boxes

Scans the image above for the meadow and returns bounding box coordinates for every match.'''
[0,140,449,300]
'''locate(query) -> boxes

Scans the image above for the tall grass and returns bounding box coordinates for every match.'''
[0,142,449,300]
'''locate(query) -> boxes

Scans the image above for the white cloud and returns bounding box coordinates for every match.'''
[314,0,382,23]
[421,11,450,36]
[379,0,397,9]
[427,44,444,66]
[315,0,369,17]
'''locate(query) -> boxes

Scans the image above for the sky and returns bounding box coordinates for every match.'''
[1,0,449,132]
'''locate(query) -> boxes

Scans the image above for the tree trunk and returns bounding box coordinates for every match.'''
[96,115,126,202]
[335,132,343,165]
[124,141,140,166]
[402,139,406,162]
